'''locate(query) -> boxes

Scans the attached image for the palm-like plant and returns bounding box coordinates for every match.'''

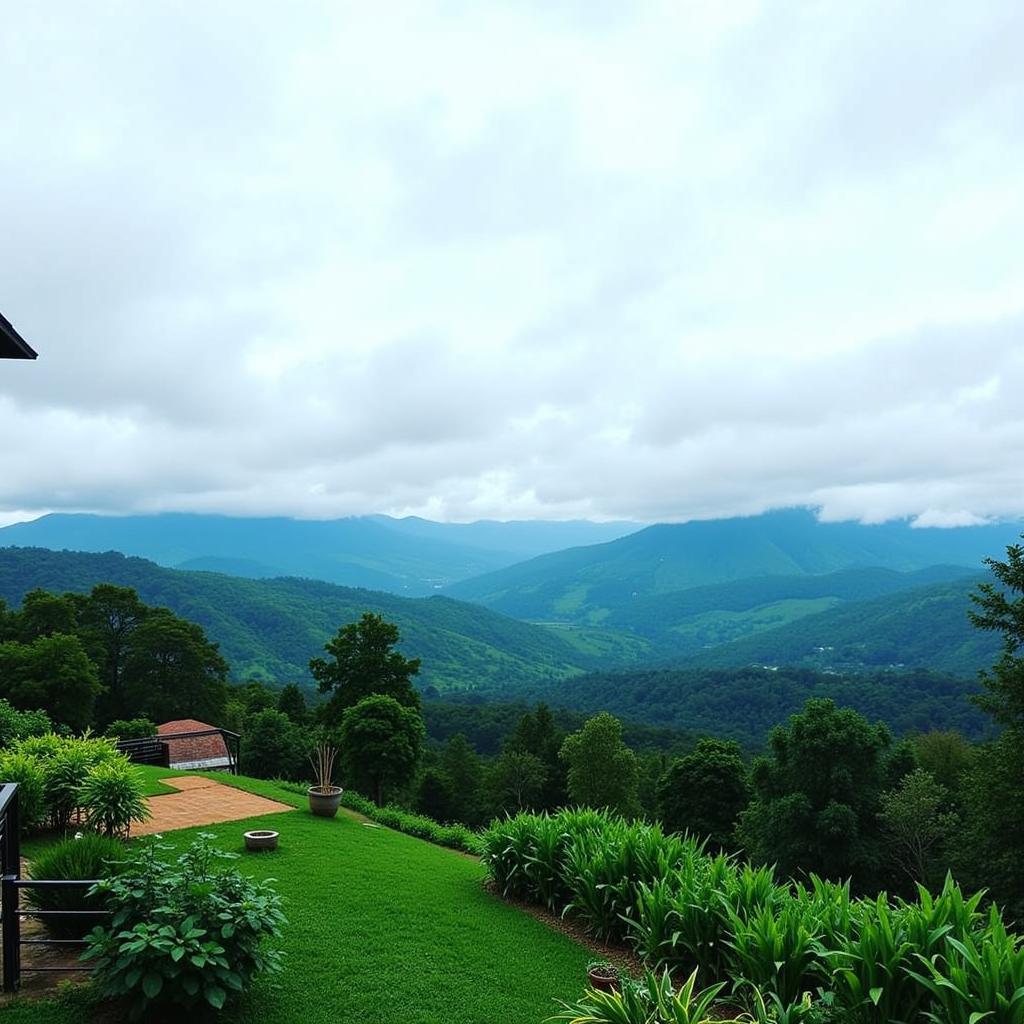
[308,743,338,793]
[548,969,745,1024]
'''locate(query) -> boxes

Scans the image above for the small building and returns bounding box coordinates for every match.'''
[157,719,234,772]
[0,312,38,359]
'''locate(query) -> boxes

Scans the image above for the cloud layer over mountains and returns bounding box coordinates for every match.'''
[2,2,1023,525]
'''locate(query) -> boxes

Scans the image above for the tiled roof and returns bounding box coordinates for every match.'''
[157,719,229,767]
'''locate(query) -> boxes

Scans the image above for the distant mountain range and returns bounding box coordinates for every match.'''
[0,513,639,595]
[446,508,1022,622]
[2,507,1017,687]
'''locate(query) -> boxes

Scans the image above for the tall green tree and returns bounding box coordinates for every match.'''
[913,730,974,795]
[559,712,639,816]
[657,738,749,847]
[0,633,101,731]
[879,768,959,890]
[74,585,148,722]
[240,708,307,781]
[12,589,78,641]
[487,749,547,814]
[276,683,308,724]
[441,733,485,826]
[338,694,425,805]
[508,703,566,810]
[956,535,1024,918]
[122,609,228,724]
[969,537,1024,729]
[736,698,897,885]
[311,613,420,726]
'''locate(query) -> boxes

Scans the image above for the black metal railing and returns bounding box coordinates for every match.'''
[0,783,110,993]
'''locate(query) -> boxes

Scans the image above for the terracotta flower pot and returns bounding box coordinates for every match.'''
[587,966,619,993]
[308,785,344,818]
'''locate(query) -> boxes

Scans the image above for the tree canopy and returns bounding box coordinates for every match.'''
[559,712,639,816]
[311,613,421,725]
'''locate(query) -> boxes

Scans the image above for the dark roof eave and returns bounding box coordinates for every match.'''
[0,312,38,359]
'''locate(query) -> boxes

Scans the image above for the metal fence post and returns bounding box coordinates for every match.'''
[1,786,21,993]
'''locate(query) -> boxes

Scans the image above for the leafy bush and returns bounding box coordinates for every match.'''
[0,749,47,829]
[0,700,53,748]
[104,718,156,740]
[26,833,126,937]
[83,833,286,1019]
[78,759,150,838]
[5,733,124,832]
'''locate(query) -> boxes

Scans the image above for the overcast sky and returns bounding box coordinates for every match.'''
[2,2,1023,527]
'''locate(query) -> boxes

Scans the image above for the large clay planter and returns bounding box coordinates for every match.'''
[308,785,343,818]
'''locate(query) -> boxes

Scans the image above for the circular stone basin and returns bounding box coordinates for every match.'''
[244,829,279,852]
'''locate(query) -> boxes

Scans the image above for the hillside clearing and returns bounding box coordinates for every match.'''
[3,774,591,1024]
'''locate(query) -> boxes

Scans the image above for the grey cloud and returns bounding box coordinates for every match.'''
[2,2,1023,527]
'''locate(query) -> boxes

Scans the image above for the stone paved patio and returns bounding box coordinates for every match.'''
[135,775,294,835]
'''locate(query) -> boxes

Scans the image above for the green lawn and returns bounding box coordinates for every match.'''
[134,762,183,796]
[2,776,591,1024]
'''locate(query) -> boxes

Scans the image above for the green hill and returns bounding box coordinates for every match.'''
[0,547,599,691]
[600,564,976,657]
[683,576,1000,675]
[446,508,1022,623]
[0,513,638,596]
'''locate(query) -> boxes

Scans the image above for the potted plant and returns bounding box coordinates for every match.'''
[586,959,619,993]
[307,743,343,817]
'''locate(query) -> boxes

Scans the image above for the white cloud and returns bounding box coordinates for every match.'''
[1,1,1023,525]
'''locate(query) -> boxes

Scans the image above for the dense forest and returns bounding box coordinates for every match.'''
[472,664,991,746]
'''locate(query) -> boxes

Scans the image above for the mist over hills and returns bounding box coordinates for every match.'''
[0,513,638,596]
[445,508,1022,622]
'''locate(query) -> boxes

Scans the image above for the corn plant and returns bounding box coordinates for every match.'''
[480,813,546,900]
[906,907,1024,1024]
[623,876,679,967]
[725,901,826,1006]
[666,855,738,982]
[824,894,923,1024]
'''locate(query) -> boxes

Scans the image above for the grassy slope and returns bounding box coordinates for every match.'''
[4,775,591,1024]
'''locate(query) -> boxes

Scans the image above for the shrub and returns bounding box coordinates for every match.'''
[0,699,52,748]
[333,789,480,854]
[0,749,47,829]
[83,834,286,1019]
[26,833,126,937]
[46,741,99,832]
[78,759,150,838]
[104,718,156,740]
